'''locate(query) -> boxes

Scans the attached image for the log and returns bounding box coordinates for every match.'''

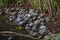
[0,31,38,40]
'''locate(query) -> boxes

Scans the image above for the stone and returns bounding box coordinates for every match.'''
[38,25,48,35]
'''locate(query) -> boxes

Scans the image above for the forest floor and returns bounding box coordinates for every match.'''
[0,14,60,40]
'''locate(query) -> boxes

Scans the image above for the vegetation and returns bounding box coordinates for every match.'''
[0,0,60,40]
[17,0,25,5]
[0,0,4,6]
[31,0,39,9]
[44,33,60,40]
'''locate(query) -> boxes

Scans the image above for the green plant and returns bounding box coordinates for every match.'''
[51,0,58,7]
[31,0,39,9]
[0,0,4,6]
[17,0,24,5]
[44,33,60,40]
[40,0,48,10]
[16,26,23,31]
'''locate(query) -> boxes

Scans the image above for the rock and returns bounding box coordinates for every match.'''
[28,19,33,23]
[29,9,34,14]
[51,18,56,22]
[8,16,15,21]
[16,8,19,11]
[44,17,50,22]
[26,14,32,17]
[38,16,41,19]
[32,32,37,36]
[10,7,16,12]
[40,22,44,25]
[16,17,23,23]
[44,35,51,39]
[5,8,9,14]
[29,31,33,35]
[29,9,38,16]
[40,18,45,22]
[38,25,48,35]
[25,24,32,30]
[24,17,29,21]
[38,36,42,39]
[10,12,16,15]
[29,23,33,27]
[8,37,13,40]
[18,21,26,25]
[25,26,30,30]
[20,14,25,18]
[20,9,26,14]
[32,25,37,31]
[29,31,37,36]
[32,17,37,21]
[17,14,21,18]
[25,24,30,27]
[34,20,40,26]
[0,9,4,15]
[39,13,44,18]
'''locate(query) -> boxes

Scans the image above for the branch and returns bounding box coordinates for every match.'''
[0,31,38,40]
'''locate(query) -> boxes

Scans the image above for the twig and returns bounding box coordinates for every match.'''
[0,31,38,40]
